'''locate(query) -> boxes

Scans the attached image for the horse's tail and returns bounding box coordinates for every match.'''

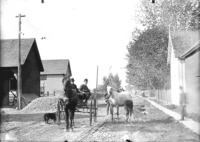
[124,100,133,114]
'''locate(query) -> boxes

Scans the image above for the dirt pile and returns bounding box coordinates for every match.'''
[22,97,60,113]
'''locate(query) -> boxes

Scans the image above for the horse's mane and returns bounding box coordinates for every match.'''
[62,77,78,100]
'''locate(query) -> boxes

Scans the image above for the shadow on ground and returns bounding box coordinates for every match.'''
[103,116,175,133]
[1,112,100,122]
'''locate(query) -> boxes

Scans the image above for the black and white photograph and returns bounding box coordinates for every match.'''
[0,0,199,141]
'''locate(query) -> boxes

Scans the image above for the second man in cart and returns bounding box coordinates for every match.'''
[80,78,91,103]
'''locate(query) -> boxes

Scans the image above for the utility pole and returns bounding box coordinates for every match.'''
[109,66,112,86]
[94,66,98,122]
[16,14,25,110]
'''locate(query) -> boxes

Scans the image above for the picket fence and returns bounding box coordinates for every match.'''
[136,89,171,104]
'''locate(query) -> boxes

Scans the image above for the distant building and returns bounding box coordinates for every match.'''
[0,38,44,108]
[40,59,72,96]
[167,30,200,113]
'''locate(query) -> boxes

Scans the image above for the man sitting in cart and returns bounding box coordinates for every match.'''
[80,78,91,103]
[70,78,85,100]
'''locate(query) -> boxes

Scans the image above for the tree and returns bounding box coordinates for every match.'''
[112,74,121,91]
[138,0,197,31]
[126,26,170,90]
[126,0,198,89]
[187,1,200,30]
[102,73,122,91]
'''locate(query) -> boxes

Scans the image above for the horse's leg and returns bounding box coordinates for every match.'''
[107,102,110,115]
[126,109,129,123]
[124,105,128,123]
[110,106,113,121]
[57,100,61,125]
[117,105,119,122]
[130,105,133,123]
[70,109,75,131]
[129,109,132,122]
[73,119,75,128]
[65,108,69,131]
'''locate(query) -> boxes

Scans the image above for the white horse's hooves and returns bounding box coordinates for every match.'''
[64,129,67,132]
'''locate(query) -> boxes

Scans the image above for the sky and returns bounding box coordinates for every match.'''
[1,0,142,89]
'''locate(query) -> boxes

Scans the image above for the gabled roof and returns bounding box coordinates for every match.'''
[181,41,200,59]
[167,30,200,64]
[171,31,200,57]
[0,38,44,71]
[41,59,72,75]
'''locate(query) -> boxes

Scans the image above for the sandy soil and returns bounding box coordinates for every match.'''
[1,95,199,142]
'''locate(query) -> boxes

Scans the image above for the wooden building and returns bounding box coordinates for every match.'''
[180,41,200,113]
[167,30,200,113]
[0,38,44,108]
[40,59,72,96]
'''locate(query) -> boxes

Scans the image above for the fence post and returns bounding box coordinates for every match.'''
[160,90,163,102]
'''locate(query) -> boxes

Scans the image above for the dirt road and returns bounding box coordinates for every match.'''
[1,95,199,142]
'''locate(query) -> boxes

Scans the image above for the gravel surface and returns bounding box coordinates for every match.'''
[21,96,61,113]
[1,95,199,142]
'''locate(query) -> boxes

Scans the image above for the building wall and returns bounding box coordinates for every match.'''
[171,47,181,105]
[0,69,16,107]
[185,50,200,113]
[41,74,64,95]
[22,45,40,107]
[0,70,9,106]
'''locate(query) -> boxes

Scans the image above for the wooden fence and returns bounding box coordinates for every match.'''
[137,89,171,104]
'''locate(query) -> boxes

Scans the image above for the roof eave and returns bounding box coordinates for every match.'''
[32,39,44,71]
[181,42,200,59]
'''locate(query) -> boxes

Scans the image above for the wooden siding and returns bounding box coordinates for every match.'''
[40,74,64,96]
[0,69,17,107]
[185,51,200,113]
[170,47,180,105]
[0,71,9,106]
[21,44,40,108]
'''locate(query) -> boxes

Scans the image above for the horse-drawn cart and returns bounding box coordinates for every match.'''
[57,67,99,128]
[56,92,98,126]
[77,94,98,125]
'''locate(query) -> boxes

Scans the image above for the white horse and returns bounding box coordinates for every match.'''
[106,86,133,121]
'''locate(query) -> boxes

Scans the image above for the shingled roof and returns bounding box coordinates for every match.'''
[0,38,44,71]
[170,31,200,58]
[41,59,71,75]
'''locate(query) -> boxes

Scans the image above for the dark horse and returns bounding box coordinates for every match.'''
[60,76,78,131]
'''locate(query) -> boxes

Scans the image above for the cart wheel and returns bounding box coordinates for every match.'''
[93,99,96,122]
[90,99,93,126]
[57,111,60,125]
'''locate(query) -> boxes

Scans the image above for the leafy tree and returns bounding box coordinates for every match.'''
[126,26,170,90]
[112,74,121,91]
[102,73,122,91]
[187,1,200,30]
[103,76,109,87]
[138,0,197,31]
[126,0,198,90]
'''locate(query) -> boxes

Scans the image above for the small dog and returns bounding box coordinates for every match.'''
[44,113,57,124]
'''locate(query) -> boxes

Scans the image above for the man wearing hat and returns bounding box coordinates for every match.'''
[80,78,91,103]
[70,78,85,100]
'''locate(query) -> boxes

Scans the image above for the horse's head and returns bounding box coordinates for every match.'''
[106,86,113,98]
[63,76,71,91]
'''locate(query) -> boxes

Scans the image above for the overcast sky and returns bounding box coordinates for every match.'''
[1,0,142,89]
